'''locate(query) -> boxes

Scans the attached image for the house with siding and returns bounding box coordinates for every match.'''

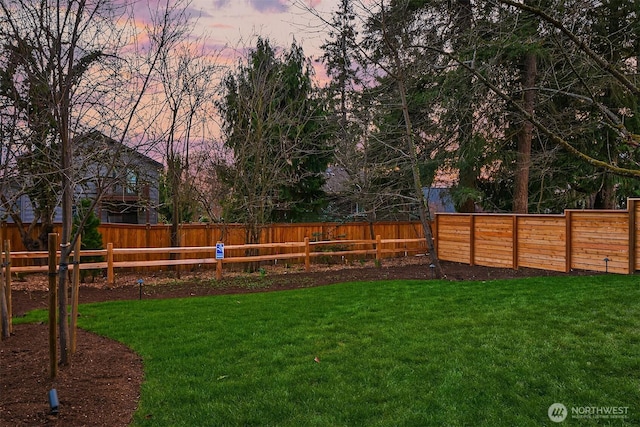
[1,132,163,225]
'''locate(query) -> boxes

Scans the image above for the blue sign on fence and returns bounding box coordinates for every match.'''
[215,243,224,260]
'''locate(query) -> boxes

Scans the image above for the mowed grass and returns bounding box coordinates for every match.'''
[21,275,640,426]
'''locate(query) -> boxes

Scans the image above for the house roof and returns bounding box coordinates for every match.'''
[75,131,163,170]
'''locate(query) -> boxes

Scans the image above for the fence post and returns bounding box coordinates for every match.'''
[4,240,11,334]
[469,215,476,266]
[216,259,223,280]
[433,215,438,253]
[0,240,9,340]
[107,243,114,285]
[304,237,310,272]
[628,198,636,274]
[70,237,81,354]
[565,210,572,273]
[48,233,58,379]
[146,223,151,265]
[512,215,519,270]
[376,235,382,261]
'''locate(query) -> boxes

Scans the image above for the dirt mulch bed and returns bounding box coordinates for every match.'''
[1,325,142,426]
[1,258,592,426]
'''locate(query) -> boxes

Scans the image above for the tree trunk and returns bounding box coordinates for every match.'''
[455,0,476,214]
[377,0,445,278]
[514,51,537,214]
[0,276,9,340]
[593,173,616,209]
[171,171,181,277]
[57,186,71,366]
[397,77,444,278]
[168,155,182,277]
[58,120,72,367]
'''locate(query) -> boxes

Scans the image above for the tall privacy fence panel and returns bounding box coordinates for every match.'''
[3,199,640,275]
[435,198,640,274]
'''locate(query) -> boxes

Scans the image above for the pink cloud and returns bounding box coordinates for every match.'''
[210,22,235,29]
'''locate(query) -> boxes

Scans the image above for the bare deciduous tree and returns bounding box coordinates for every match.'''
[150,36,220,256]
[0,0,195,369]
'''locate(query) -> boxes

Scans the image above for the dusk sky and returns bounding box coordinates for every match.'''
[191,0,339,79]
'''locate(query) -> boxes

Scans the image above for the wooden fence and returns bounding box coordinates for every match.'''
[2,236,427,285]
[0,221,425,253]
[435,198,640,274]
[3,198,640,279]
[0,221,428,284]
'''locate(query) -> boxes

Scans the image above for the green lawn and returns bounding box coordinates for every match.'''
[20,275,640,426]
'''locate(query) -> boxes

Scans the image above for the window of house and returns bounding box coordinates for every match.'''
[125,169,138,195]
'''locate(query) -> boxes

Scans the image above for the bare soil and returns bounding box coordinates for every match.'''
[1,258,591,426]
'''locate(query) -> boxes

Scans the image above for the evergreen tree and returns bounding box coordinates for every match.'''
[217,38,331,244]
[455,0,640,212]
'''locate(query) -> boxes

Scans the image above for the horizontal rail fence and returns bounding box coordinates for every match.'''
[3,236,427,284]
[435,198,640,274]
[1,221,426,270]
